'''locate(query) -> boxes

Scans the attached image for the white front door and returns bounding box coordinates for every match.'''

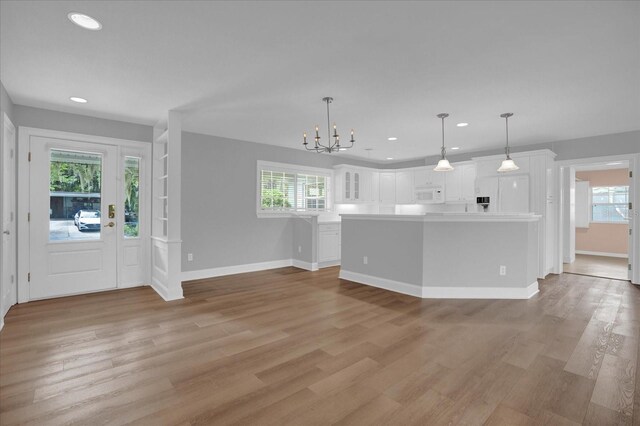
[2,113,17,316]
[29,137,119,299]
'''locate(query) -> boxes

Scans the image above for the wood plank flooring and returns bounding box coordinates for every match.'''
[564,254,629,281]
[2,267,640,425]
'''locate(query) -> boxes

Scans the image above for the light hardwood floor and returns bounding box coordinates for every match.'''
[564,254,629,281]
[1,267,640,425]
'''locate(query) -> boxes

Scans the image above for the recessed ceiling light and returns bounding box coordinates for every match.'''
[338,148,347,151]
[386,157,394,160]
[387,137,398,141]
[68,12,102,30]
[69,97,88,103]
[451,147,460,150]
[456,123,469,127]
[606,162,622,166]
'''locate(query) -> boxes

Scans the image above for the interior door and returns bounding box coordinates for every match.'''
[2,114,17,315]
[29,137,118,299]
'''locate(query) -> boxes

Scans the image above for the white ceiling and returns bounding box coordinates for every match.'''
[1,1,639,162]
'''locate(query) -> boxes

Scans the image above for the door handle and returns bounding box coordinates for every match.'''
[104,222,115,228]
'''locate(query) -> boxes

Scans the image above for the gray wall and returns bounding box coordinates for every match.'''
[292,217,317,264]
[13,105,153,143]
[422,221,538,288]
[341,219,424,286]
[422,130,640,165]
[181,132,378,272]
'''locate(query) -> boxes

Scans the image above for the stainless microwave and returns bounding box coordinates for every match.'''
[414,185,444,203]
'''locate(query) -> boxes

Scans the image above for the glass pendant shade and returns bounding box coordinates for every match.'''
[497,158,520,172]
[434,158,454,171]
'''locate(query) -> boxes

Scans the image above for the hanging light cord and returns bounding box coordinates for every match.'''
[441,114,446,159]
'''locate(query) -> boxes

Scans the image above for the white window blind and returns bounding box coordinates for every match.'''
[591,186,629,223]
[258,162,330,215]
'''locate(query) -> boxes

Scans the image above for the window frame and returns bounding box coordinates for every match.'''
[590,185,630,224]
[256,161,332,218]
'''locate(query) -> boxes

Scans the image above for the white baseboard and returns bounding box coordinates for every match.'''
[563,255,576,264]
[150,277,184,301]
[292,259,318,271]
[0,316,4,332]
[575,250,628,259]
[319,259,341,269]
[181,259,293,282]
[339,269,539,300]
[339,270,423,298]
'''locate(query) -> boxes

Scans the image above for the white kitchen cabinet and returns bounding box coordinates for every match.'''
[395,171,414,204]
[334,166,372,203]
[461,164,477,201]
[445,163,477,202]
[318,223,341,263]
[379,172,396,204]
[414,167,445,188]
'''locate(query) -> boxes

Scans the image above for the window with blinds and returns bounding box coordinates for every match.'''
[258,162,331,215]
[591,186,629,223]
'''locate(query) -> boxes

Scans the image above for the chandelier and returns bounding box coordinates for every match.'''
[303,97,355,153]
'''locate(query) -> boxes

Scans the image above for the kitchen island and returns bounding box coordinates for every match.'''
[339,213,540,299]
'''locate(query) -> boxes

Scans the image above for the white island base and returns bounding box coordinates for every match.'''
[339,213,541,299]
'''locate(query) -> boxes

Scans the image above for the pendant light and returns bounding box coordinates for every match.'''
[497,112,519,172]
[434,113,454,172]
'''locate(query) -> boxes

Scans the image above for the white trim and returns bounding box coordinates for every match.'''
[181,259,293,282]
[575,250,628,259]
[150,277,183,301]
[0,316,3,332]
[339,270,423,297]
[339,269,539,299]
[17,126,151,303]
[472,149,557,162]
[318,259,341,268]
[292,259,318,271]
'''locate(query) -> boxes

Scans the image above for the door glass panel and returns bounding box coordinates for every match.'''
[124,157,140,238]
[49,149,102,241]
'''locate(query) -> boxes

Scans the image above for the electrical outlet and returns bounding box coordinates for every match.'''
[298,245,302,253]
[363,256,368,265]
[187,253,194,262]
[499,265,506,276]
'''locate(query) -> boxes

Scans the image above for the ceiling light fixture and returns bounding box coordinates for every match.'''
[386,157,394,160]
[69,97,88,103]
[451,147,460,150]
[434,113,454,172]
[606,162,623,166]
[67,12,102,30]
[387,137,398,141]
[303,97,354,153]
[456,123,469,127]
[497,112,519,172]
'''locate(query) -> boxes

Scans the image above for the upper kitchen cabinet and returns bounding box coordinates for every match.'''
[445,162,477,202]
[414,167,445,188]
[379,171,396,204]
[395,170,414,204]
[334,165,373,203]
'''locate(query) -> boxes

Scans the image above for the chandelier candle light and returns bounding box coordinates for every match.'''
[434,113,454,172]
[497,112,519,172]
[303,97,355,153]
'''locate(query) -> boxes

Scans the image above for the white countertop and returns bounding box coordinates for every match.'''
[340,212,540,222]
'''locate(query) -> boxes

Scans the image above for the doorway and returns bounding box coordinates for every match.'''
[19,128,151,301]
[1,113,17,320]
[561,160,631,281]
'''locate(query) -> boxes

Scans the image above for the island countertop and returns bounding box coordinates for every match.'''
[340,212,540,222]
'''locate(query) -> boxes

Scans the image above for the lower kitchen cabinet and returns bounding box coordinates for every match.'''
[318,223,341,264]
